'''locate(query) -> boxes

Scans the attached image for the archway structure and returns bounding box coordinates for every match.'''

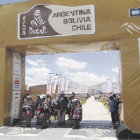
[0,0,140,134]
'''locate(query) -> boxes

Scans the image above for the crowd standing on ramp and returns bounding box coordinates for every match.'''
[21,92,83,129]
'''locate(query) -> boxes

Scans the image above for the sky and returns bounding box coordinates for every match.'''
[0,0,120,88]
[25,51,120,88]
[0,0,28,4]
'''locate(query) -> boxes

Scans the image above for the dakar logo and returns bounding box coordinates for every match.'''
[18,5,59,39]
[29,9,48,35]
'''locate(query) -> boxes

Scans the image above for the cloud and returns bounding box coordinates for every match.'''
[103,51,109,53]
[112,67,118,73]
[25,63,108,88]
[26,59,47,67]
[26,67,50,76]
[25,66,51,87]
[25,76,47,88]
[56,57,87,70]
[26,59,39,66]
[25,58,111,88]
[64,71,109,87]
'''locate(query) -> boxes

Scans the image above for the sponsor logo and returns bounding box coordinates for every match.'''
[13,77,20,89]
[130,8,140,17]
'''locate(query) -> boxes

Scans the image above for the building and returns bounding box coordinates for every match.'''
[27,84,47,101]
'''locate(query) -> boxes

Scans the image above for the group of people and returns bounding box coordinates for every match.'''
[53,92,82,125]
[22,92,82,127]
[22,94,55,126]
[109,94,122,124]
[22,92,122,127]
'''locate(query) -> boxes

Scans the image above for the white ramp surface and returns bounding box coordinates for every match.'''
[82,96,111,121]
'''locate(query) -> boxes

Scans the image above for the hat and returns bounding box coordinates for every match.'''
[40,94,46,99]
[26,95,31,98]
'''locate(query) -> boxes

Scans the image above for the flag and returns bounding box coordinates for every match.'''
[52,75,59,94]
[58,77,64,93]
[46,73,54,94]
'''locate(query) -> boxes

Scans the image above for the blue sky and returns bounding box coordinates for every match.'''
[0,0,28,4]
[1,0,120,88]
[25,51,120,87]
[26,51,119,76]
